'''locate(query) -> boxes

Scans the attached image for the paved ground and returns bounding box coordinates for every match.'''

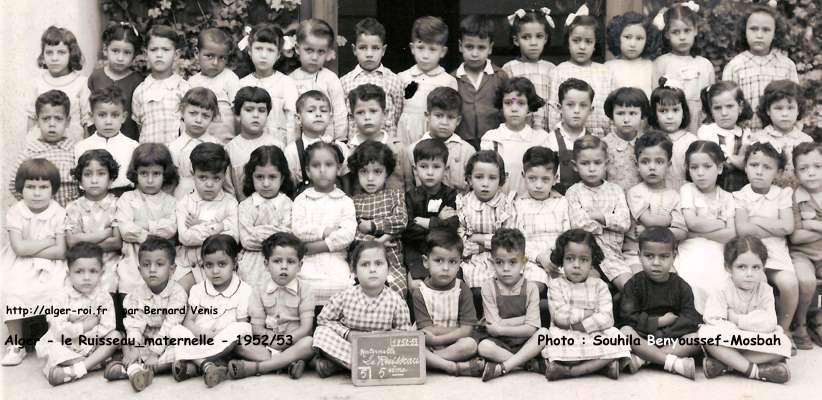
[1,347,818,400]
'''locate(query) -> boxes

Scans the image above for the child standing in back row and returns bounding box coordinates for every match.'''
[188,28,240,144]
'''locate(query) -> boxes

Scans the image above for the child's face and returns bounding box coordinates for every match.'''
[307,148,341,191]
[43,42,70,76]
[182,104,214,137]
[728,251,765,291]
[92,102,127,138]
[203,250,235,291]
[356,247,389,292]
[502,91,529,129]
[136,165,165,195]
[352,99,386,138]
[297,97,331,136]
[198,39,229,78]
[104,40,136,75]
[353,34,386,72]
[746,12,775,56]
[423,245,462,288]
[249,40,280,75]
[795,150,822,192]
[745,150,780,193]
[252,163,283,199]
[492,247,526,287]
[561,241,593,283]
[574,148,607,186]
[410,40,447,73]
[639,241,675,283]
[568,25,596,65]
[637,145,670,187]
[297,34,332,74]
[22,179,53,212]
[688,152,722,192]
[266,245,301,287]
[68,257,102,295]
[239,101,269,136]
[666,19,696,56]
[138,249,175,293]
[146,36,177,74]
[414,158,447,189]
[560,89,593,130]
[36,104,69,143]
[513,22,548,62]
[611,104,643,137]
[710,90,742,130]
[523,165,556,200]
[767,98,799,133]
[193,169,226,201]
[619,24,646,60]
[80,160,112,201]
[458,35,492,71]
[426,108,461,139]
[469,161,502,202]
[358,162,388,194]
[656,103,684,133]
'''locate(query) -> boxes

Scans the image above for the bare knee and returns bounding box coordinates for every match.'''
[477,340,498,357]
[454,337,478,356]
[769,270,799,294]
[620,326,636,337]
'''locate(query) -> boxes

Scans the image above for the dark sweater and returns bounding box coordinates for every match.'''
[403,184,459,279]
[620,271,703,338]
[453,64,507,144]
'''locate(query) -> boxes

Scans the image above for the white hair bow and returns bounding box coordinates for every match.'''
[768,0,778,8]
[680,1,700,12]
[119,21,139,37]
[565,4,589,27]
[237,26,252,51]
[653,7,667,30]
[507,9,527,26]
[282,34,297,57]
[662,77,685,91]
[539,7,556,29]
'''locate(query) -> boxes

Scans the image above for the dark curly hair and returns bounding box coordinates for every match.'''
[38,26,84,73]
[736,4,788,53]
[242,145,294,198]
[34,89,71,117]
[634,129,673,161]
[723,235,768,270]
[490,228,526,256]
[73,149,119,184]
[700,81,754,125]
[606,11,659,59]
[347,140,397,184]
[549,229,605,269]
[262,232,306,261]
[744,141,786,171]
[465,150,506,187]
[494,77,546,113]
[757,79,805,127]
[126,143,179,189]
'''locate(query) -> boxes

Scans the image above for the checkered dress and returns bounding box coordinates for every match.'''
[722,50,799,129]
[515,195,569,283]
[543,276,630,362]
[547,62,614,137]
[8,138,79,207]
[313,286,413,368]
[566,182,632,281]
[458,191,516,288]
[132,74,190,144]
[341,65,404,139]
[352,188,408,296]
[503,60,555,131]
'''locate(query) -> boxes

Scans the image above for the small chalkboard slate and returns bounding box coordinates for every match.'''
[351,331,426,386]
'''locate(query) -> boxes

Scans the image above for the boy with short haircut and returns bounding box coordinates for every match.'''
[132,25,191,144]
[9,90,79,206]
[546,78,594,195]
[453,15,508,150]
[232,232,315,379]
[226,86,280,201]
[74,86,139,195]
[107,236,187,391]
[284,90,349,188]
[619,227,702,379]
[404,139,460,287]
[35,242,122,386]
[624,131,687,272]
[341,17,404,139]
[346,83,413,192]
[412,229,483,376]
[408,87,476,192]
[188,28,241,143]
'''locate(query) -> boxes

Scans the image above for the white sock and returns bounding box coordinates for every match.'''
[127,363,142,377]
[748,363,759,379]
[73,363,88,378]
[664,354,677,372]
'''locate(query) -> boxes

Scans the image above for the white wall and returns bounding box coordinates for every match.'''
[0,0,102,231]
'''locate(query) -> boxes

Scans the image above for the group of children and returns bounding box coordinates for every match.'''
[3,1,822,390]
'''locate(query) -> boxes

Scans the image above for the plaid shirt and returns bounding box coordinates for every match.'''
[548,62,614,137]
[132,74,190,144]
[9,138,79,207]
[290,68,349,142]
[123,280,188,355]
[548,275,614,333]
[515,194,570,263]
[722,50,799,129]
[457,191,516,257]
[503,59,555,130]
[352,188,408,295]
[313,285,412,366]
[341,64,404,139]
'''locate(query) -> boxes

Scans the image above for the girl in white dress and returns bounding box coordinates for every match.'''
[605,12,658,98]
